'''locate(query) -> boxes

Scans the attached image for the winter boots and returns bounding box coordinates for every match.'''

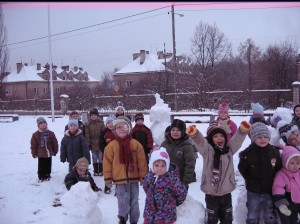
[93,163,103,176]
[118,216,126,224]
[104,185,111,194]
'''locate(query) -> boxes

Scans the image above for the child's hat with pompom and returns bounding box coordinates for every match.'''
[277,144,300,168]
[149,147,170,172]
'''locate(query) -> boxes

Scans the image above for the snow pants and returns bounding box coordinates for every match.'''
[205,193,233,224]
[38,157,52,180]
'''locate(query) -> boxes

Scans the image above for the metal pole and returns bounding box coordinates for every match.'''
[48,5,55,121]
[171,5,178,111]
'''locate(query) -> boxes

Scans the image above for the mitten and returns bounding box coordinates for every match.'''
[186,125,197,136]
[279,205,291,216]
[240,121,251,132]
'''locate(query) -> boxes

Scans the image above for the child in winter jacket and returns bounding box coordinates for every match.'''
[216,102,237,140]
[143,147,187,224]
[291,104,300,129]
[103,116,148,224]
[161,119,196,189]
[64,157,101,192]
[30,117,58,181]
[103,114,116,194]
[132,113,154,165]
[272,144,300,224]
[60,119,91,172]
[186,120,251,224]
[278,120,300,150]
[85,108,106,176]
[238,122,282,224]
[64,111,85,136]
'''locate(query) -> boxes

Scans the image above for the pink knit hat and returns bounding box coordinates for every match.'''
[218,102,229,116]
[278,144,300,168]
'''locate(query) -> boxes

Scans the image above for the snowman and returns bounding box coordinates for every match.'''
[150,93,171,146]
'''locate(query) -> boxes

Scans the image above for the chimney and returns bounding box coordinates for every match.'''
[157,51,164,59]
[140,50,146,65]
[79,67,83,71]
[16,63,22,73]
[37,63,41,70]
[133,53,139,61]
[66,65,69,71]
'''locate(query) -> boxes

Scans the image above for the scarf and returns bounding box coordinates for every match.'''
[40,131,49,148]
[212,144,229,186]
[116,135,134,172]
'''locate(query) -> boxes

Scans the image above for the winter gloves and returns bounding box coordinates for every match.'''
[240,121,251,132]
[279,205,291,216]
[186,125,197,136]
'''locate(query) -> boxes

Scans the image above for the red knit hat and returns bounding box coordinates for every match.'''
[218,102,229,116]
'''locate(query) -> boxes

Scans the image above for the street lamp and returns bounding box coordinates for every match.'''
[171,5,184,111]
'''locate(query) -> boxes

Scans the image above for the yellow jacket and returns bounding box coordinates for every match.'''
[103,138,148,184]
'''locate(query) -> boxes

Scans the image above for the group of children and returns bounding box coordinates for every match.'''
[30,102,300,224]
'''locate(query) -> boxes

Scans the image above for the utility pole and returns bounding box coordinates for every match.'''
[171,5,178,111]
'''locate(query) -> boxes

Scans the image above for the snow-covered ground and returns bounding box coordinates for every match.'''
[0,113,257,224]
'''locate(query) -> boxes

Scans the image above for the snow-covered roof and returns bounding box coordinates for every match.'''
[4,63,98,82]
[115,53,171,74]
[4,65,44,82]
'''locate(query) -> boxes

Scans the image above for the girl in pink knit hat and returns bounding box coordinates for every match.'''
[272,144,300,223]
[216,102,237,140]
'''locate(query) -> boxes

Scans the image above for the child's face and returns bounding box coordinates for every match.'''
[288,131,300,146]
[212,133,225,147]
[38,121,47,130]
[90,114,98,120]
[254,136,269,147]
[153,160,167,176]
[136,119,144,125]
[219,111,228,120]
[295,107,300,118]
[107,120,114,130]
[116,107,124,115]
[170,127,182,139]
[71,114,79,120]
[115,122,129,138]
[76,167,87,176]
[68,124,78,132]
[287,156,300,172]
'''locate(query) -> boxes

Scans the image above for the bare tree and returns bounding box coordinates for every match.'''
[238,38,262,105]
[260,40,298,107]
[0,6,9,99]
[190,21,232,110]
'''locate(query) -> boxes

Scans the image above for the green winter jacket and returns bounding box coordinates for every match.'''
[161,135,196,185]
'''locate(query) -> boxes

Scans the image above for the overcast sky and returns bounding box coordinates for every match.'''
[2,2,300,80]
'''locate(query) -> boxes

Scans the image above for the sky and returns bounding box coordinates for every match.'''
[0,94,292,223]
[2,2,300,80]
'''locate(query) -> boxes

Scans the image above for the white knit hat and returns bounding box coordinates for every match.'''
[149,147,170,172]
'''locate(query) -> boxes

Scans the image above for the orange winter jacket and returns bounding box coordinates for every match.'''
[103,138,148,185]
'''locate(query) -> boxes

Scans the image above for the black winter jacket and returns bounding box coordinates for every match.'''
[238,143,282,194]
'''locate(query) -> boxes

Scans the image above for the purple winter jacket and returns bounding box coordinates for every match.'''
[143,163,187,223]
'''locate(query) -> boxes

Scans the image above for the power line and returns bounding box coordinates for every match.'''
[2,5,170,47]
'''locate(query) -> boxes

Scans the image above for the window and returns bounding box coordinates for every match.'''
[63,76,66,80]
[43,88,47,93]
[34,88,38,94]
[5,89,11,96]
[126,80,133,88]
[56,87,60,93]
